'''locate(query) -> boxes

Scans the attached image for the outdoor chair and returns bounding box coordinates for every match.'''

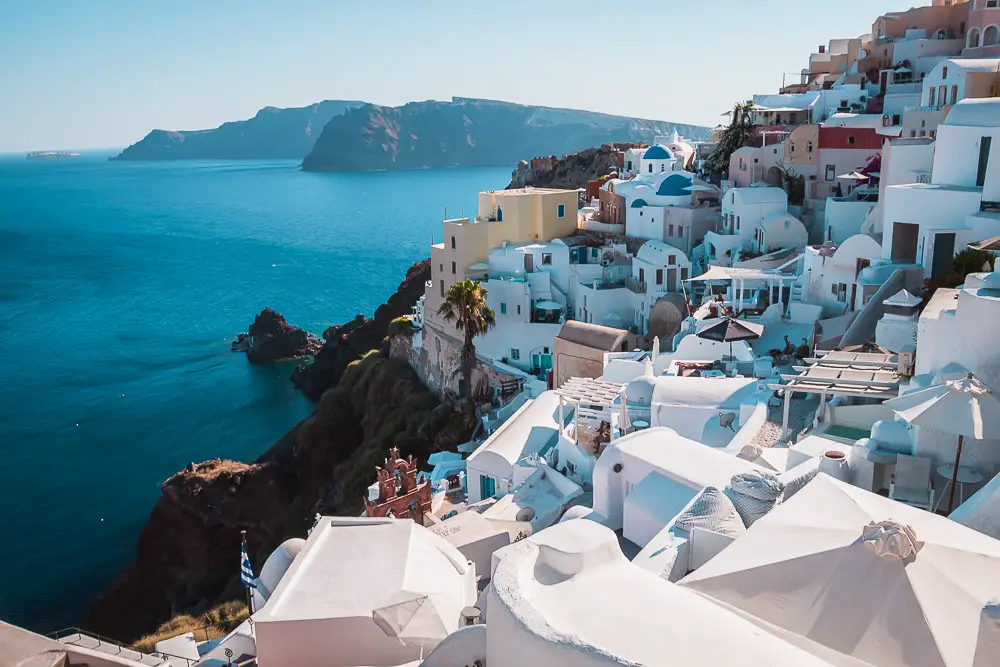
[889,454,935,511]
[858,420,914,491]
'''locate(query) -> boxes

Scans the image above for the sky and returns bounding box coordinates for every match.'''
[0,0,925,153]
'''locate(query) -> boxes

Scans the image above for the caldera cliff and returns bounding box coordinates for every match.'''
[301,97,710,172]
[86,260,467,642]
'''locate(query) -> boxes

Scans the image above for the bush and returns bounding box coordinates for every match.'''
[387,316,415,338]
[133,600,248,654]
[795,344,811,359]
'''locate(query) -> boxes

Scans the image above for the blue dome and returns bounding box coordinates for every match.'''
[631,198,648,208]
[643,144,674,160]
[656,174,691,197]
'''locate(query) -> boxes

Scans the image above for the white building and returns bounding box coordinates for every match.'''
[253,517,477,667]
[481,519,846,667]
[639,144,677,174]
[799,234,883,315]
[920,58,1000,111]
[881,98,1000,278]
[466,391,563,503]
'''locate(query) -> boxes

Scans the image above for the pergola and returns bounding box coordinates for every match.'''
[685,266,798,313]
[768,350,901,439]
[555,377,626,455]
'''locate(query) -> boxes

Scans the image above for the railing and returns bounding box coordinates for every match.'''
[47,627,187,666]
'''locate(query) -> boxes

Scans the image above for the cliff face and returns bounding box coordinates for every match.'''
[507,143,644,190]
[302,97,710,172]
[111,100,365,161]
[86,352,475,641]
[292,259,431,400]
[86,260,453,641]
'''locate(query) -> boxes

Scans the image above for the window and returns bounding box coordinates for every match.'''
[627,160,632,171]
[785,220,791,229]
[451,261,456,275]
[969,28,981,49]
[987,25,1000,46]
[648,164,653,173]
[807,141,814,154]
[668,224,674,236]
[892,114,901,125]
[736,216,741,230]
[942,66,948,80]
[557,204,566,218]
[500,302,507,315]
[911,130,918,137]
[638,268,645,283]
[541,252,552,265]
[931,130,937,138]
[668,254,676,265]
[826,165,836,181]
[951,85,958,105]
[439,264,443,273]
[450,236,456,249]
[835,283,848,303]
[921,120,926,128]
[989,0,1000,8]
[591,247,599,258]
[511,348,520,360]
[661,164,665,172]
[439,280,444,297]
[517,304,521,315]
[678,226,684,237]
[543,346,549,354]
[790,141,796,153]
[583,295,587,307]
[656,269,663,285]
[928,88,936,107]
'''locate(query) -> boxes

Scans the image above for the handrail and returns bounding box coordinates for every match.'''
[47,627,168,665]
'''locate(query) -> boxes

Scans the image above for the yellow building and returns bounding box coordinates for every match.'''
[424,188,579,320]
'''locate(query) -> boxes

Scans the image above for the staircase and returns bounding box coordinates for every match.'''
[52,629,173,666]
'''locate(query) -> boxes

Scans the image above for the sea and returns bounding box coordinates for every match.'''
[0,152,511,634]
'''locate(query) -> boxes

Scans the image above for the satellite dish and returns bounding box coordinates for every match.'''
[516,507,536,522]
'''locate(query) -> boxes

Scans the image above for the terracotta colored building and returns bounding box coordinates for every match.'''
[530,156,557,171]
[362,447,432,524]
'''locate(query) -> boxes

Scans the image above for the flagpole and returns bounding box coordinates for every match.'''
[241,530,254,615]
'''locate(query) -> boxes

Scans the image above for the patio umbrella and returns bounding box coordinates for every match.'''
[837,171,868,181]
[680,475,1000,667]
[884,372,1000,512]
[373,593,452,658]
[697,316,763,361]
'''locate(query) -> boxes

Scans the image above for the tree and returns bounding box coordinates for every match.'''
[703,101,757,177]
[437,279,496,415]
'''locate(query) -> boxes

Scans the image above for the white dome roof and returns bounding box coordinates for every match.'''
[626,375,656,406]
[258,537,306,597]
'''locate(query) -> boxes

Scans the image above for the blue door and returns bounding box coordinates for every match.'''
[480,475,496,499]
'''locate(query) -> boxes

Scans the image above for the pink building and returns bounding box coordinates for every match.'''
[965,0,1000,56]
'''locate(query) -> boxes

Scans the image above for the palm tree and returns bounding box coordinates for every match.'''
[703,100,757,178]
[437,279,496,414]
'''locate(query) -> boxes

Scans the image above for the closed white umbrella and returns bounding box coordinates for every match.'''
[373,593,452,658]
[885,372,1000,512]
[681,475,1000,667]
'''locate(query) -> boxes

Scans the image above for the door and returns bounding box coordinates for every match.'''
[850,283,857,311]
[891,222,919,264]
[880,71,888,97]
[667,268,677,292]
[524,253,534,273]
[978,137,992,188]
[931,232,956,278]
[480,475,496,500]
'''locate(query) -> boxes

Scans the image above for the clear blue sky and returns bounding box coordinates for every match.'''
[0,0,922,153]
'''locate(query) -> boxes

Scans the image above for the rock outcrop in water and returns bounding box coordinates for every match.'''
[110,100,365,161]
[301,97,710,172]
[86,259,460,642]
[237,308,322,363]
[292,260,431,400]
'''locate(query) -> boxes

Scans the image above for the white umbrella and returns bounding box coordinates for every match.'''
[373,593,452,658]
[885,372,1000,512]
[681,475,1000,667]
[684,184,720,193]
[836,171,868,181]
[652,336,661,362]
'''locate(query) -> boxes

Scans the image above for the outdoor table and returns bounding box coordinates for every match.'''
[632,420,650,430]
[934,464,985,513]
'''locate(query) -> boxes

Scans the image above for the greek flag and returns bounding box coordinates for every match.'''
[240,544,257,589]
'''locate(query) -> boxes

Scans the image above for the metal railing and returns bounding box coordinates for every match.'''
[47,627,180,666]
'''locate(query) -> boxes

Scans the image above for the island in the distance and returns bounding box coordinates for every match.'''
[110,100,365,161]
[301,97,711,172]
[27,151,80,160]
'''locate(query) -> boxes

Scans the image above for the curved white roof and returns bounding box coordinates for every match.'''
[258,538,306,598]
[821,113,884,129]
[730,186,788,205]
[489,519,843,666]
[636,240,685,265]
[937,58,1000,73]
[649,375,758,411]
[468,391,562,469]
[942,98,1000,129]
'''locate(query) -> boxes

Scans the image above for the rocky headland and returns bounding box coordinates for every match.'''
[507,142,645,190]
[110,100,365,161]
[86,259,458,642]
[301,97,709,172]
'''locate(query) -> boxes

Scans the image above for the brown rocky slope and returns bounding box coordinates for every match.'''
[86,259,471,642]
[507,143,644,190]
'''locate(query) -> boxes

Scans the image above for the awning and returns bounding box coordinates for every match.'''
[467,262,490,271]
[686,265,798,282]
[535,300,562,310]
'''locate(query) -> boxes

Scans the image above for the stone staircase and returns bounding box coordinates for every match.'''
[54,629,173,666]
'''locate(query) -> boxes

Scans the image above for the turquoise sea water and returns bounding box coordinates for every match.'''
[0,153,510,633]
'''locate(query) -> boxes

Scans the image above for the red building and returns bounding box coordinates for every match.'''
[818,127,884,151]
[362,447,432,524]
